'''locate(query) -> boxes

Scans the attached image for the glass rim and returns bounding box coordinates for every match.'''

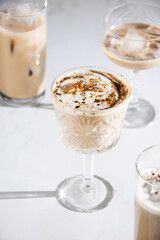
[136,144,160,188]
[51,66,131,116]
[104,2,160,42]
[0,0,47,18]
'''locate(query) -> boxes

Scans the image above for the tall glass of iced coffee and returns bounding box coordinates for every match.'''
[103,3,160,128]
[135,145,160,240]
[51,67,131,212]
[0,0,47,105]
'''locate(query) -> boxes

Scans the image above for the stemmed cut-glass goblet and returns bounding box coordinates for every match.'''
[103,3,160,128]
[51,67,131,212]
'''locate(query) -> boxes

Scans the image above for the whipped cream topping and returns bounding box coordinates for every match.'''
[53,69,128,111]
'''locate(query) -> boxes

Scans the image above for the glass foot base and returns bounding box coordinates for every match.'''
[56,175,114,213]
[124,99,155,128]
[0,91,45,107]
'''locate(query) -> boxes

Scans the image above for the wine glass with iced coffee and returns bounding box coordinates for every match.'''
[51,67,131,212]
[103,3,160,128]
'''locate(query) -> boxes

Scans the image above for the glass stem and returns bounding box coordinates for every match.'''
[129,70,140,110]
[82,153,94,190]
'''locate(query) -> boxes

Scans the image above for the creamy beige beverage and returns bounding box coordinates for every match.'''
[0,3,46,100]
[135,168,160,240]
[104,23,160,70]
[52,68,130,154]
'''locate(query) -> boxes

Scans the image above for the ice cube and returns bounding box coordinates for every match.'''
[110,36,121,47]
[123,29,148,52]
[8,3,36,17]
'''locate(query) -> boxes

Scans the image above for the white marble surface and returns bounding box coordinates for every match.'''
[0,0,160,239]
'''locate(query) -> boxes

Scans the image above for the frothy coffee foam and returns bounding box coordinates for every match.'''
[136,168,160,215]
[53,70,128,112]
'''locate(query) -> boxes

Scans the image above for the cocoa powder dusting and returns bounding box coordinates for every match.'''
[53,70,129,110]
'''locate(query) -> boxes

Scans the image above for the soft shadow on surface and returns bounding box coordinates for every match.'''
[0,191,56,200]
[0,96,54,110]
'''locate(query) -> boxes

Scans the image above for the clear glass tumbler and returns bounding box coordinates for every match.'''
[0,0,47,106]
[135,145,160,240]
[51,67,131,212]
[103,3,160,128]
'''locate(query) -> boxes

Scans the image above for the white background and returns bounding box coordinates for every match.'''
[0,0,160,239]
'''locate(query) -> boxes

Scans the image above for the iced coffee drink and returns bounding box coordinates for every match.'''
[135,145,160,240]
[51,67,131,213]
[104,23,160,70]
[51,67,130,154]
[0,1,47,105]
